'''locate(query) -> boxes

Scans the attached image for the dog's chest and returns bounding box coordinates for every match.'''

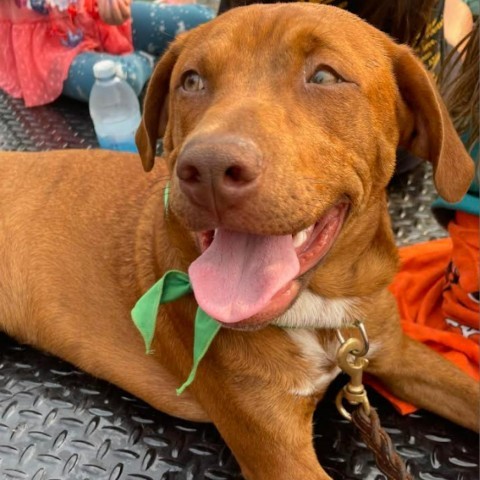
[286,329,341,397]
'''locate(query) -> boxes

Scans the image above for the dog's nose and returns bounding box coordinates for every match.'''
[176,136,263,211]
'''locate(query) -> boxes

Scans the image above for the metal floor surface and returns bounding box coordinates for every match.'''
[0,91,478,480]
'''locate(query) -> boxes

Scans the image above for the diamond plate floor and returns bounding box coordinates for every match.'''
[0,90,478,480]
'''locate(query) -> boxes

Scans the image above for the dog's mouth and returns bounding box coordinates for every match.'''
[188,203,348,328]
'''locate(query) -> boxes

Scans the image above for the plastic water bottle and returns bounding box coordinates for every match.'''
[89,60,141,152]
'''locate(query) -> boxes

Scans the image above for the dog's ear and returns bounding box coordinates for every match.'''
[393,45,474,202]
[136,40,183,172]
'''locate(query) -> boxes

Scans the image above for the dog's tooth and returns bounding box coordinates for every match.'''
[293,224,315,249]
[293,230,308,248]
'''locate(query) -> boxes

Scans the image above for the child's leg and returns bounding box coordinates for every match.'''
[62,2,214,102]
[131,1,215,56]
[62,51,154,102]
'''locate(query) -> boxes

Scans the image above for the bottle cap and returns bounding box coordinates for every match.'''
[93,60,117,80]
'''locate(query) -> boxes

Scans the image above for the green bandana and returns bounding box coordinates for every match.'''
[131,182,221,394]
[131,270,221,394]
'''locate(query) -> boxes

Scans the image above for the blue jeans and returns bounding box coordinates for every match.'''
[62,2,214,102]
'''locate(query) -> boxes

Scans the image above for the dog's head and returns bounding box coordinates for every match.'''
[136,4,474,329]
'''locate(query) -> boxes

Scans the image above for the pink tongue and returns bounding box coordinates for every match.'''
[189,229,300,323]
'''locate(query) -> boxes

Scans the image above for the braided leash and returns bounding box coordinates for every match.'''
[335,321,413,480]
[351,407,413,480]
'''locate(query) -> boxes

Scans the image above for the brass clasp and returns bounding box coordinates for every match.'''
[335,320,371,421]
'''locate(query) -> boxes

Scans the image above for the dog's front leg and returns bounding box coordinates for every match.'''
[368,327,479,432]
[193,379,330,480]
[170,327,332,480]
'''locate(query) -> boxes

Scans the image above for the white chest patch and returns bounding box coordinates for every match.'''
[274,289,358,329]
[286,329,341,397]
[278,290,364,397]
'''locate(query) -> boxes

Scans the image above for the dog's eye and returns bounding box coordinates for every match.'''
[181,71,205,92]
[309,68,342,85]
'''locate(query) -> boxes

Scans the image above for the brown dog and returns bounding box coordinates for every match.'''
[0,4,477,479]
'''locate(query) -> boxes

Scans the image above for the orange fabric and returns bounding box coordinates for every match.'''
[376,212,479,414]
